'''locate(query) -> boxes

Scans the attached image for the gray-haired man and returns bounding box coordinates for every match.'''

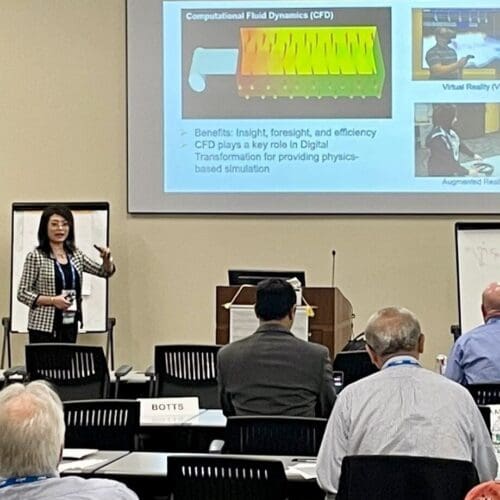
[0,381,138,499]
[316,307,497,499]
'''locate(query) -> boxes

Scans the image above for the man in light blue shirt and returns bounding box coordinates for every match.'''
[445,282,500,384]
[316,307,497,499]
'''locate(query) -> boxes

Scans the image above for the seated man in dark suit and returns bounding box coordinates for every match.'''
[217,278,336,417]
[0,381,137,500]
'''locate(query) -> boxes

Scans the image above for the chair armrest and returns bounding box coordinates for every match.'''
[144,365,156,397]
[209,439,225,453]
[115,364,133,379]
[4,365,27,377]
[4,365,27,384]
[112,365,133,398]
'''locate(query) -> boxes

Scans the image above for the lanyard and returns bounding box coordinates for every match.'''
[55,258,76,290]
[0,475,52,489]
[385,358,421,369]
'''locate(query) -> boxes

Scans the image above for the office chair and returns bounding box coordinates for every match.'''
[217,416,327,456]
[25,343,131,400]
[168,456,288,500]
[478,405,491,435]
[148,344,221,408]
[63,399,140,450]
[466,384,500,405]
[332,350,379,388]
[2,365,25,387]
[336,455,479,500]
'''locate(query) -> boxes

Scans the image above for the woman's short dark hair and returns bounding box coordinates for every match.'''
[432,104,457,130]
[254,278,296,321]
[37,205,76,256]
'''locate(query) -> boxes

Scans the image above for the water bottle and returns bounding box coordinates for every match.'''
[435,354,447,375]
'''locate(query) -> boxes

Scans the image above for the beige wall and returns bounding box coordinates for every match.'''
[0,0,496,370]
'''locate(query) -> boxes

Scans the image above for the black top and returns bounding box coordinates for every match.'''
[53,258,81,329]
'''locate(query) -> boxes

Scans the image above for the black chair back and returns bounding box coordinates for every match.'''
[64,399,140,450]
[25,343,110,400]
[153,344,221,408]
[169,456,287,500]
[332,351,378,387]
[466,384,500,405]
[223,416,327,456]
[336,455,479,500]
[479,405,491,435]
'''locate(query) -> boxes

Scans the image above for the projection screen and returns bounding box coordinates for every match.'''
[127,0,500,213]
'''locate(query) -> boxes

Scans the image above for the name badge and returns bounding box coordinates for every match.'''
[138,397,200,425]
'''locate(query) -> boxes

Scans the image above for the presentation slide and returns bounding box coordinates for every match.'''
[127,0,500,213]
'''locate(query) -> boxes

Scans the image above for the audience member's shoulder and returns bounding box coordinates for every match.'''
[63,476,138,499]
[340,369,383,393]
[7,477,138,500]
[218,341,233,359]
[218,335,252,357]
[463,323,491,339]
[339,366,473,398]
[297,337,330,356]
[330,374,376,407]
[420,367,477,397]
[78,477,138,499]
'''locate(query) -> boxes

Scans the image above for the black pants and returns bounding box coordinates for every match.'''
[29,322,78,343]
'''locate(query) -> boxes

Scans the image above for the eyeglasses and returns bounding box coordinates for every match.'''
[49,221,69,229]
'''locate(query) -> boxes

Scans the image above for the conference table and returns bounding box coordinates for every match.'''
[184,408,227,426]
[139,409,227,452]
[59,450,130,475]
[138,409,226,427]
[95,451,315,480]
[61,450,321,499]
[60,446,500,500]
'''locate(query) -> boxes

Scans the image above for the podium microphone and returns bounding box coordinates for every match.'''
[331,249,336,288]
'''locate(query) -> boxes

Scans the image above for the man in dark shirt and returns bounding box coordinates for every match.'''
[425,28,472,80]
[217,278,336,417]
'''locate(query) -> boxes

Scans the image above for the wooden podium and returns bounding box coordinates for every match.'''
[215,286,353,356]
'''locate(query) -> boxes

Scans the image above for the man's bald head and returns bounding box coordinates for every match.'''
[482,283,500,321]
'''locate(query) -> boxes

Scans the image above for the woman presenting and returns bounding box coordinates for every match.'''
[17,205,115,343]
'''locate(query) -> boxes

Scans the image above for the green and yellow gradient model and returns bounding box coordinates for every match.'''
[238,26,386,99]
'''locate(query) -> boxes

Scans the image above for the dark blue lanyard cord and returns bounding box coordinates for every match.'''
[385,359,421,369]
[0,475,52,489]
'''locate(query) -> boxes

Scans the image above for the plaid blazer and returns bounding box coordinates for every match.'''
[17,248,114,333]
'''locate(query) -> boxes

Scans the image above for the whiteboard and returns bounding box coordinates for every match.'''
[10,203,110,333]
[456,223,500,334]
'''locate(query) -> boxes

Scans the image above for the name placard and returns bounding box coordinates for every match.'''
[138,397,200,425]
